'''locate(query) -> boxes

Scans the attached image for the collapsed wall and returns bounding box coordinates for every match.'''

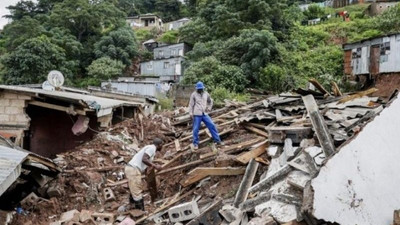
[312,97,400,225]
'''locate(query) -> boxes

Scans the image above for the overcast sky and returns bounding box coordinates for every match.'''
[0,0,23,29]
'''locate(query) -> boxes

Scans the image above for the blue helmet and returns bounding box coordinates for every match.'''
[195,81,205,90]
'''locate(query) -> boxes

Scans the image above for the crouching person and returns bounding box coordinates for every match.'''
[125,138,163,210]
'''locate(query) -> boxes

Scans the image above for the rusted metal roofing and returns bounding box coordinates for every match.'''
[0,145,28,196]
[0,85,143,117]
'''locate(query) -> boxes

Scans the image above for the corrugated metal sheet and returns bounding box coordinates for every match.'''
[0,85,143,117]
[0,145,28,196]
[102,81,163,97]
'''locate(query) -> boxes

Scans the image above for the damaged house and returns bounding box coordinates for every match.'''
[0,85,142,158]
[0,135,59,219]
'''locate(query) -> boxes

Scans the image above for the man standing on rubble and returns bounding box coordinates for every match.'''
[125,138,163,210]
[189,81,224,150]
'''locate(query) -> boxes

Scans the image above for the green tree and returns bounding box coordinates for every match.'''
[1,16,46,51]
[216,29,279,83]
[1,36,76,84]
[375,4,400,34]
[85,57,125,86]
[49,0,126,42]
[155,0,182,22]
[94,27,138,66]
[183,56,248,92]
[4,1,38,20]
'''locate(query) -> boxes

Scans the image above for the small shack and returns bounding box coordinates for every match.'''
[0,85,142,158]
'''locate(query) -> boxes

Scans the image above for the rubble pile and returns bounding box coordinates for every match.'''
[9,84,395,225]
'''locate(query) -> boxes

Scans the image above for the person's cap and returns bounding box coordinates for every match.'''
[153,138,163,146]
[195,81,205,90]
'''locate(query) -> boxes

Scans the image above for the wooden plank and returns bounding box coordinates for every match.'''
[236,141,268,164]
[302,95,335,157]
[338,88,378,104]
[29,101,86,115]
[243,126,268,138]
[135,188,197,224]
[331,81,343,97]
[247,123,267,130]
[181,167,246,187]
[157,157,215,175]
[146,168,157,203]
[233,159,259,208]
[200,138,263,159]
[308,78,331,96]
[174,139,181,152]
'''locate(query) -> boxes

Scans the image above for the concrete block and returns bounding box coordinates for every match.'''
[0,99,9,106]
[0,115,9,121]
[267,146,281,158]
[118,217,136,225]
[3,93,18,99]
[5,107,23,114]
[79,210,93,222]
[15,114,30,123]
[91,212,115,224]
[60,209,80,222]
[10,99,26,107]
[219,205,242,223]
[20,192,39,209]
[97,157,105,167]
[168,201,200,222]
[102,188,116,202]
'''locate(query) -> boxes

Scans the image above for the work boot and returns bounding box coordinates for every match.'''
[216,141,225,146]
[134,198,145,211]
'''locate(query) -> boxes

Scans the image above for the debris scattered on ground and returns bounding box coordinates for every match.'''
[6,82,397,225]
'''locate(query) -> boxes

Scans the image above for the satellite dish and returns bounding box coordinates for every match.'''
[42,81,55,91]
[47,70,64,88]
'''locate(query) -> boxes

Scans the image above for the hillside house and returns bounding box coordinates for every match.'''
[126,14,163,31]
[164,18,191,31]
[143,39,158,52]
[153,43,191,59]
[343,33,400,77]
[140,43,191,82]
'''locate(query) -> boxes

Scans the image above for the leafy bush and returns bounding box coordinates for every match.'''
[85,57,124,86]
[157,97,174,110]
[135,28,158,43]
[260,64,293,93]
[182,56,248,92]
[157,30,179,44]
[303,4,326,20]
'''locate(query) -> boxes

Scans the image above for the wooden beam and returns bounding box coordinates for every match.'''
[244,125,269,138]
[308,78,331,96]
[331,81,343,97]
[135,188,197,224]
[249,164,293,193]
[146,168,157,203]
[157,157,215,175]
[302,95,335,157]
[233,159,259,208]
[338,88,378,104]
[236,141,268,164]
[29,101,86,115]
[181,167,246,187]
[200,138,263,159]
[174,139,181,152]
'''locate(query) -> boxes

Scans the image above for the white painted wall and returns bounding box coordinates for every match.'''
[380,35,400,73]
[312,97,400,225]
